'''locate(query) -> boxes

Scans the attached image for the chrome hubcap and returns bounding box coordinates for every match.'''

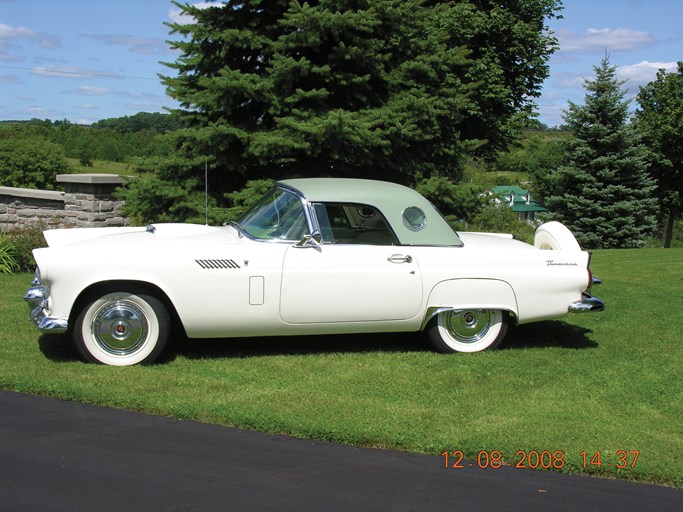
[92,300,148,355]
[444,309,493,343]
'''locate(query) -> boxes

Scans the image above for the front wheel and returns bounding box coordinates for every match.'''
[73,290,170,366]
[428,309,508,353]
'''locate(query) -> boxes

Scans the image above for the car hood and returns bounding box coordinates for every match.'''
[43,223,237,248]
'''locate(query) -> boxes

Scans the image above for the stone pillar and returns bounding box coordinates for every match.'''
[57,174,129,228]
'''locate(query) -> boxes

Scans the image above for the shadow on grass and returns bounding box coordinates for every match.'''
[501,321,598,350]
[37,321,597,364]
[173,320,598,361]
[38,333,80,362]
[171,331,431,361]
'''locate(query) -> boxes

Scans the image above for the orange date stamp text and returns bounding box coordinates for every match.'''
[441,450,640,470]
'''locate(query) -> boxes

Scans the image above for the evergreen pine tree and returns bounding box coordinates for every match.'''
[122,1,562,224]
[159,0,560,189]
[546,56,657,248]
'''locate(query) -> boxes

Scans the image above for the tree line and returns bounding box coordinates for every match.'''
[0,113,178,189]
[1,1,681,248]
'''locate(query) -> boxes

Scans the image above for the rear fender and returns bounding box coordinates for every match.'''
[422,279,518,329]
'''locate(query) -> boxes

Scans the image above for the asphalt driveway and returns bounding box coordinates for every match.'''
[0,391,679,511]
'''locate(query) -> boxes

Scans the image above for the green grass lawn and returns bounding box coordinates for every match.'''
[1,248,681,486]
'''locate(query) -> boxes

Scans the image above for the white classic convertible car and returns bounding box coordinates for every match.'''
[25,178,604,366]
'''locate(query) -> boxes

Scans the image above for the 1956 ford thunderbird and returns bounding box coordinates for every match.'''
[25,178,604,366]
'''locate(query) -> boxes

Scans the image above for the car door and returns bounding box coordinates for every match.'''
[280,244,422,324]
[279,203,423,324]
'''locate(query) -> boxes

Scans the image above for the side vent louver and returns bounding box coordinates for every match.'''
[196,259,241,270]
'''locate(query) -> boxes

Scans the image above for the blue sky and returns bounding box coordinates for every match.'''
[1,0,681,126]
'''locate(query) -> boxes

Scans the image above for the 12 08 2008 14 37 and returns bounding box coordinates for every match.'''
[441,450,640,470]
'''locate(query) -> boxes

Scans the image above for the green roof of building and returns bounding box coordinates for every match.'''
[489,185,548,213]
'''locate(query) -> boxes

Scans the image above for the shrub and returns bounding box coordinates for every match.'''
[0,235,18,274]
[0,136,69,189]
[4,224,47,273]
[463,204,536,244]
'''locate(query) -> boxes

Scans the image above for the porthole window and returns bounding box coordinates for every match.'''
[402,206,426,231]
[357,206,376,219]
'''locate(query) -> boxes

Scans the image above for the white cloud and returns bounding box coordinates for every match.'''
[617,60,678,89]
[30,66,123,79]
[0,23,60,49]
[557,27,655,53]
[552,61,677,92]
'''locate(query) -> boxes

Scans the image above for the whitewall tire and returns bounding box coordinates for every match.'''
[429,309,508,353]
[74,291,170,366]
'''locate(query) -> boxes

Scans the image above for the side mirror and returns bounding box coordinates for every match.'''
[296,231,322,248]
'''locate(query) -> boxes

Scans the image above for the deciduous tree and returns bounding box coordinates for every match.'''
[634,62,683,248]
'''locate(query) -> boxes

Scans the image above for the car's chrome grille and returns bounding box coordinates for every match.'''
[195,259,241,270]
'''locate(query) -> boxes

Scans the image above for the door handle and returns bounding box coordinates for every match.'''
[387,254,413,264]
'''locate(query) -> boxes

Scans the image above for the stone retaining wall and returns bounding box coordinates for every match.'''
[0,174,129,231]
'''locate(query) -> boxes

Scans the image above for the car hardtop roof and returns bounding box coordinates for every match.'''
[278,178,422,205]
[277,178,463,247]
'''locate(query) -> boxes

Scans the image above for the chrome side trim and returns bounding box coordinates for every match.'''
[421,306,517,331]
[569,294,605,313]
[24,281,68,334]
[274,183,319,241]
[420,307,458,331]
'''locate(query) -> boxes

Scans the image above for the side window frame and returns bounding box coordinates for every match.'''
[311,202,400,246]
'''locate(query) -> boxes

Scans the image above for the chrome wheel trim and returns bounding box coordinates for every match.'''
[442,309,493,344]
[91,299,149,356]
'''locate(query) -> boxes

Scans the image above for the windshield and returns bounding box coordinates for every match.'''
[236,187,308,241]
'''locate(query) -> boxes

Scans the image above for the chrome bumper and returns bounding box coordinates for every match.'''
[24,277,68,334]
[569,293,605,313]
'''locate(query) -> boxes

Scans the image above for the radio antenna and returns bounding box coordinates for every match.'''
[205,159,208,225]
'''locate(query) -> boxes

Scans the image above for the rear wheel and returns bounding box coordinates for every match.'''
[429,309,508,353]
[73,290,170,366]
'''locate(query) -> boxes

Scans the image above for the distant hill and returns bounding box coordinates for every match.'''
[91,112,184,133]
[0,112,183,133]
